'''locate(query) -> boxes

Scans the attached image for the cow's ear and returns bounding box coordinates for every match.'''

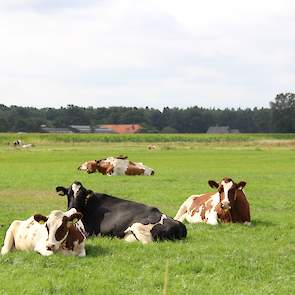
[208,180,219,188]
[67,212,83,226]
[34,214,48,224]
[237,181,246,190]
[56,186,67,196]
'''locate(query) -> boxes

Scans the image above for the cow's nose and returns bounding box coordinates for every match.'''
[46,244,55,251]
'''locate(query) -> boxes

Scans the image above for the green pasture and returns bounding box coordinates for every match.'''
[0,134,295,294]
[1,132,295,144]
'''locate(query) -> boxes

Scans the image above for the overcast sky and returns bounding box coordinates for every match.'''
[0,0,294,109]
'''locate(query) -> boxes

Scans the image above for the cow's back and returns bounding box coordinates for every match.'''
[100,203,163,238]
[9,218,44,251]
[125,165,145,175]
[83,194,163,237]
[108,158,129,175]
[189,192,215,212]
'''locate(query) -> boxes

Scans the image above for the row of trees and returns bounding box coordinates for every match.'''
[0,93,294,133]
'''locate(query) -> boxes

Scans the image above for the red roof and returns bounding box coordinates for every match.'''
[100,124,142,134]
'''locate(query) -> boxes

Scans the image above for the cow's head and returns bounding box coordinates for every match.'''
[34,209,82,251]
[208,177,246,211]
[78,160,99,174]
[56,181,93,211]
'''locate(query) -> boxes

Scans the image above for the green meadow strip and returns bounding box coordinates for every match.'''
[1,132,295,145]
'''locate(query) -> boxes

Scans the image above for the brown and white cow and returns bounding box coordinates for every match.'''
[78,156,155,176]
[174,177,251,225]
[1,209,86,256]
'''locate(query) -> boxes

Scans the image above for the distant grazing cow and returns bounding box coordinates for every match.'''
[147,145,157,150]
[174,177,251,225]
[1,209,86,256]
[56,181,187,244]
[13,139,33,149]
[78,156,155,176]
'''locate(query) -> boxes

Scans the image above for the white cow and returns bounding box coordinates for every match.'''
[1,209,86,257]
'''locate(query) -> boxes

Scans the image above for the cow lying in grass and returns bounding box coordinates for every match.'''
[174,177,251,225]
[1,209,86,256]
[78,156,155,176]
[13,139,33,149]
[56,181,186,244]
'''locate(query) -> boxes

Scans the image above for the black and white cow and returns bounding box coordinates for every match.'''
[56,181,187,244]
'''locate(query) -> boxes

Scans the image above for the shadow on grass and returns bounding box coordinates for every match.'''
[85,244,111,257]
[251,219,276,227]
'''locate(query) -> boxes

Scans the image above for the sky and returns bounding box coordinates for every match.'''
[0,0,294,110]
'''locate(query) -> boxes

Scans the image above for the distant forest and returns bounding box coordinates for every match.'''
[0,93,294,133]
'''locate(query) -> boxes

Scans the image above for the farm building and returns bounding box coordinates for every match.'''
[100,124,142,134]
[206,126,240,134]
[40,124,141,134]
[40,125,73,133]
[68,125,115,133]
[40,125,113,134]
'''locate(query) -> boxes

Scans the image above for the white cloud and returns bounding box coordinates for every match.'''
[0,0,294,109]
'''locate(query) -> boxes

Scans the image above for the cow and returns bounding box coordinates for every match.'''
[13,139,33,149]
[78,156,155,176]
[56,181,187,244]
[174,177,251,225]
[1,208,86,256]
[147,144,157,150]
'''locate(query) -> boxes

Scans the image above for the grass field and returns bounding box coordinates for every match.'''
[0,134,295,295]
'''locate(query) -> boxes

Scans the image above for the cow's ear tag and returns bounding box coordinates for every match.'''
[72,218,78,224]
[39,220,45,224]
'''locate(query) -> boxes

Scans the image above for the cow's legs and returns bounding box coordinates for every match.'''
[34,241,53,256]
[124,223,154,244]
[74,241,86,257]
[174,196,195,222]
[78,248,86,257]
[1,220,20,255]
[123,231,138,243]
[206,209,218,225]
[244,221,251,226]
[35,248,53,256]
[58,243,86,257]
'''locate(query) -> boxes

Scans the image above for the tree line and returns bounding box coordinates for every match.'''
[0,93,294,133]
